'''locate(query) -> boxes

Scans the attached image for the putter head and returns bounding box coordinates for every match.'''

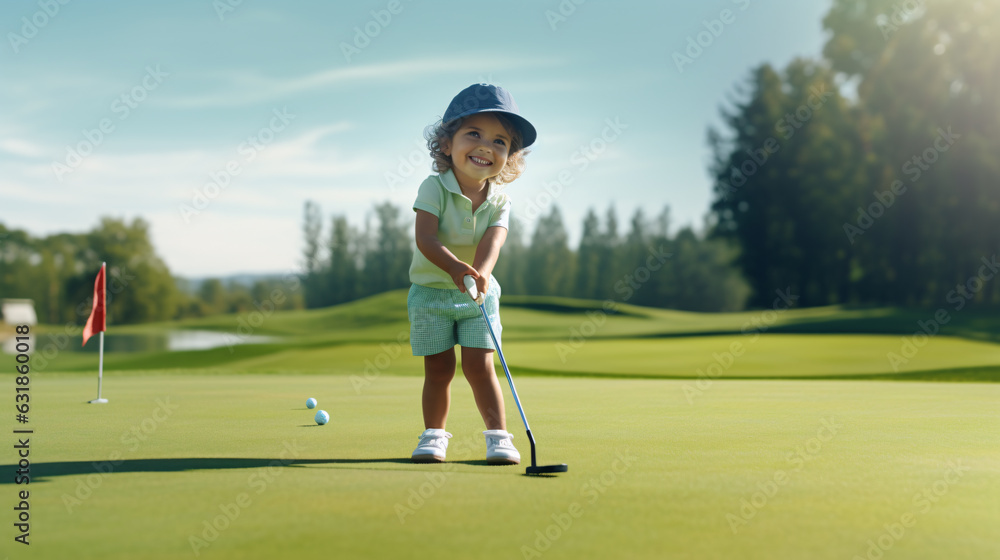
[526,464,568,475]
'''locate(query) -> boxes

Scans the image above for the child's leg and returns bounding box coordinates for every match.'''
[422,348,456,429]
[461,346,506,431]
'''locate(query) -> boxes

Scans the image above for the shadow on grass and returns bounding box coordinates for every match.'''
[0,457,455,484]
[763,306,1000,344]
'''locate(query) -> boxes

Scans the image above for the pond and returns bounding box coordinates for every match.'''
[1,330,274,354]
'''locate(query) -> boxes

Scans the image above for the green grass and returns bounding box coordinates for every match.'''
[7,294,1000,558]
[35,290,1000,342]
[509,334,1000,378]
[2,374,998,560]
[30,292,1000,381]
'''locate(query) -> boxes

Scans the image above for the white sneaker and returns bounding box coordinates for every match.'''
[412,429,451,463]
[484,430,520,465]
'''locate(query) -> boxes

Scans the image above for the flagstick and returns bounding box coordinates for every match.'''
[92,331,108,403]
[89,261,109,404]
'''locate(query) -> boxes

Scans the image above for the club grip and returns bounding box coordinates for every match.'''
[463,275,484,304]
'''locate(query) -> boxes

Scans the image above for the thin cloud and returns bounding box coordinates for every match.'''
[0,139,46,158]
[3,123,367,209]
[154,55,565,108]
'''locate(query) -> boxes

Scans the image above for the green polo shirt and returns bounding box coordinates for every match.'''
[409,169,511,289]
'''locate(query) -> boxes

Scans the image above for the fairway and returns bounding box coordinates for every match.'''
[510,334,1000,378]
[35,292,1000,383]
[4,373,998,560]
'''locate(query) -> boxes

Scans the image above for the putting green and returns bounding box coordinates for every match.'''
[3,373,998,559]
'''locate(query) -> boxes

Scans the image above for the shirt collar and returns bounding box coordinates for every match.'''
[439,168,496,199]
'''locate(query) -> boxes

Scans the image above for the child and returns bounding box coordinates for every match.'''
[407,84,536,464]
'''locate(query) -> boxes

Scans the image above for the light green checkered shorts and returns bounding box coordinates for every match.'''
[407,277,502,356]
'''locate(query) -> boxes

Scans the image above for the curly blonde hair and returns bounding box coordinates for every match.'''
[425,113,528,187]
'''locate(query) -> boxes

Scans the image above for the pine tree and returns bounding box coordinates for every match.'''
[493,216,527,295]
[526,207,573,296]
[327,215,359,304]
[574,209,601,300]
[301,201,326,307]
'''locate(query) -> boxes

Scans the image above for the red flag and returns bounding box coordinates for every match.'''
[82,263,106,347]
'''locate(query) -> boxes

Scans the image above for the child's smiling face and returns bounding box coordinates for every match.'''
[443,113,511,192]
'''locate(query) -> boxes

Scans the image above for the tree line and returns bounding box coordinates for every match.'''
[301,201,749,312]
[1,203,747,328]
[708,0,1000,308]
[0,218,302,326]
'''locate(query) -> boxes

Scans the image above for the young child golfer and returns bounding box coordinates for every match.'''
[407,84,536,465]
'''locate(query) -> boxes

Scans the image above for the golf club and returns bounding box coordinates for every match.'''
[464,275,568,476]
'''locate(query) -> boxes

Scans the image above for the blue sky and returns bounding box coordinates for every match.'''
[1,0,831,277]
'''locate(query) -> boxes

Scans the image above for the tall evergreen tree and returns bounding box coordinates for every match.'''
[326,215,359,305]
[574,209,602,300]
[526,207,573,296]
[620,209,652,305]
[708,59,866,307]
[592,204,621,299]
[493,216,527,295]
[301,201,326,307]
[363,202,412,296]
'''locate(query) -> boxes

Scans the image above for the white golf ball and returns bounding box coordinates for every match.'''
[306,398,317,409]
[315,410,329,425]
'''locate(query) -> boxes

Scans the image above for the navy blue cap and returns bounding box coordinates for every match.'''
[443,84,536,148]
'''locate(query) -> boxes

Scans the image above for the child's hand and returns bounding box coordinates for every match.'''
[449,262,479,293]
[475,274,489,298]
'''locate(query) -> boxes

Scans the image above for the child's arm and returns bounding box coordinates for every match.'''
[472,226,508,296]
[415,210,480,291]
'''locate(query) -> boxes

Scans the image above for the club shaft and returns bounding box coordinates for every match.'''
[477,304,531,433]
